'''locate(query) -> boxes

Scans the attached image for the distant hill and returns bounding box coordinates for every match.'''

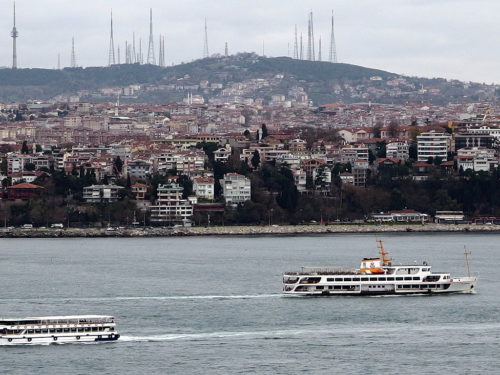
[0,53,496,105]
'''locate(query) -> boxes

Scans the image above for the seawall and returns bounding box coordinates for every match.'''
[0,224,499,238]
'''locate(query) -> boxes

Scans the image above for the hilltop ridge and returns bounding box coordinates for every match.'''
[0,53,497,104]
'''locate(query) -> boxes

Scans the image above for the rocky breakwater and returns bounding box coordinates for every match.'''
[0,224,499,238]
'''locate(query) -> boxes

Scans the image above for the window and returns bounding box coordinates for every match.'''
[387,277,394,281]
[353,278,360,281]
[413,277,420,280]
[378,277,386,281]
[396,277,403,281]
[344,278,352,282]
[404,277,412,281]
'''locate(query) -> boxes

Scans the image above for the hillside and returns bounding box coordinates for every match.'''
[0,53,497,104]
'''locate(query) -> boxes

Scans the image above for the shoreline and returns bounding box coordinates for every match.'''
[0,224,499,238]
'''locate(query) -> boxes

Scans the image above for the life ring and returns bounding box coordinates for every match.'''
[108,334,113,339]
[53,336,58,341]
[98,335,102,339]
[8,338,12,342]
[27,338,32,342]
[76,336,80,340]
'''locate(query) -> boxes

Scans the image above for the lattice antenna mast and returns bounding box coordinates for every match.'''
[329,11,338,63]
[318,36,322,61]
[57,53,60,70]
[310,11,315,61]
[71,37,76,68]
[299,32,303,60]
[108,9,115,65]
[147,8,155,64]
[203,18,209,58]
[293,25,298,59]
[158,35,164,67]
[132,32,136,63]
[138,38,142,64]
[306,18,311,61]
[224,42,228,57]
[11,1,18,69]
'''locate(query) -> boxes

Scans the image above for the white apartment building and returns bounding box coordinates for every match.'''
[417,131,451,162]
[386,141,410,160]
[193,177,215,200]
[83,184,124,203]
[150,182,193,223]
[221,173,251,205]
[456,147,497,172]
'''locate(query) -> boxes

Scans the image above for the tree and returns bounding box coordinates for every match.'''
[388,119,399,138]
[373,121,383,138]
[113,156,123,175]
[251,150,260,169]
[21,141,30,154]
[24,162,36,171]
[261,123,269,138]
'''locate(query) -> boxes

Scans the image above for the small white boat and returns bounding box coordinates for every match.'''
[0,315,120,345]
[282,240,478,296]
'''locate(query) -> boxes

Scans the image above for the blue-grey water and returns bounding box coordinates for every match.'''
[1,233,499,374]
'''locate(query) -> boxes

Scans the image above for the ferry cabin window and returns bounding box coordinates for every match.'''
[334,278,343,282]
[396,277,404,281]
[353,278,360,281]
[361,277,369,281]
[344,278,352,281]
[412,277,420,280]
[404,277,412,280]
[378,277,386,281]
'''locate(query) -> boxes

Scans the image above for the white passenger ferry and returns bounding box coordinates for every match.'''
[283,241,477,296]
[0,315,120,345]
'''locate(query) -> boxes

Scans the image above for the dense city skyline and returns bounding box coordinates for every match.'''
[0,0,499,84]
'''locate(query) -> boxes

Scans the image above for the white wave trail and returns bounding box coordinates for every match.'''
[120,322,500,343]
[8,294,281,303]
[120,328,307,343]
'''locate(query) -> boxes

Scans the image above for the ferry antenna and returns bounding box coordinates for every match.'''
[464,246,472,278]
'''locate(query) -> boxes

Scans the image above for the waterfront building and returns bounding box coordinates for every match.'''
[150,182,193,223]
[220,173,251,205]
[83,184,124,203]
[193,177,215,200]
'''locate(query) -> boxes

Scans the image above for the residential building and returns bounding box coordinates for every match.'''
[150,182,193,223]
[386,141,409,160]
[6,182,44,200]
[83,184,124,203]
[417,131,451,162]
[193,177,215,200]
[220,173,251,205]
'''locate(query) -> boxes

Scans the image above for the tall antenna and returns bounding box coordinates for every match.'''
[224,42,228,57]
[117,45,121,64]
[147,8,155,64]
[329,11,338,63]
[307,17,311,61]
[57,53,60,70]
[158,35,164,67]
[108,9,115,65]
[299,32,303,60]
[71,37,76,68]
[293,25,298,59]
[318,37,322,61]
[11,1,18,69]
[310,11,315,61]
[138,38,142,64]
[203,18,209,58]
[125,41,129,64]
[132,32,136,63]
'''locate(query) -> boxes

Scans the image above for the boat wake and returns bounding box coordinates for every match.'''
[120,322,500,344]
[120,328,308,343]
[7,294,281,303]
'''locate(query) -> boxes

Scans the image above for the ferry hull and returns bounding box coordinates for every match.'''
[283,277,477,297]
[0,333,120,346]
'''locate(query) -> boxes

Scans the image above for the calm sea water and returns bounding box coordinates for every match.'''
[0,233,499,374]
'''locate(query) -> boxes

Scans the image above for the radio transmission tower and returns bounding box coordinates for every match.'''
[299,32,303,60]
[147,8,155,64]
[108,9,115,65]
[11,1,18,69]
[329,11,338,63]
[318,37,322,61]
[203,18,209,58]
[293,25,298,59]
[224,42,228,57]
[309,11,315,61]
[71,37,76,68]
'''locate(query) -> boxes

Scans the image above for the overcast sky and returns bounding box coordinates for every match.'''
[1,0,498,84]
